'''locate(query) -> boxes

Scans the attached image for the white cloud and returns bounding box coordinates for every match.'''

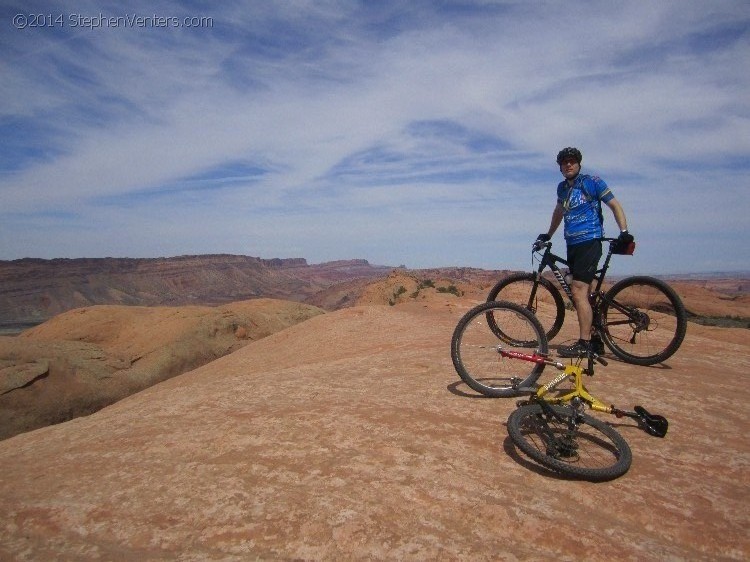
[1,0,748,272]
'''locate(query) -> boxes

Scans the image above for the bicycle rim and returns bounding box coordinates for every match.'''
[507,404,632,481]
[451,301,548,397]
[487,273,565,342]
[600,276,687,365]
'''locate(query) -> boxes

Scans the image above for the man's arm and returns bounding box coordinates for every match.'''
[604,198,628,232]
[547,203,564,237]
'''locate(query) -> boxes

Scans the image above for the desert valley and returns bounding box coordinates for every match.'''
[0,255,748,560]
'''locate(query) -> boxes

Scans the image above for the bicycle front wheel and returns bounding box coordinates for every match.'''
[599,276,687,365]
[507,403,632,481]
[486,273,566,343]
[451,301,548,397]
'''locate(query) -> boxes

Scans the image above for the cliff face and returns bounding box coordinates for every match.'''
[0,255,390,328]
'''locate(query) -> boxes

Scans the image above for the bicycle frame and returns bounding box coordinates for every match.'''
[533,238,618,310]
[533,361,614,414]
[500,348,615,413]
[497,345,669,437]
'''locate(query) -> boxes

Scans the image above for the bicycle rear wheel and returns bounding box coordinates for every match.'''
[599,276,687,365]
[507,403,632,481]
[486,273,565,343]
[451,301,548,397]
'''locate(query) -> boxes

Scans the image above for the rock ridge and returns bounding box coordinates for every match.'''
[0,255,389,327]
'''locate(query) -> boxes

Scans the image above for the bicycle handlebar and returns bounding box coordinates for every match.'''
[532,240,552,252]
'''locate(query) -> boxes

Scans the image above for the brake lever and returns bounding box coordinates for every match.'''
[532,240,551,253]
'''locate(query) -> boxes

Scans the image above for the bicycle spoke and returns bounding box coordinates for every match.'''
[487,274,565,342]
[508,404,632,480]
[600,277,686,365]
[523,415,618,467]
[451,302,548,397]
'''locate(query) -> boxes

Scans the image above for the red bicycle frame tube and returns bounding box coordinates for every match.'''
[498,348,548,364]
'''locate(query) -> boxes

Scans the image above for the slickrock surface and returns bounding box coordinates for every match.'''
[0,299,325,440]
[0,298,747,560]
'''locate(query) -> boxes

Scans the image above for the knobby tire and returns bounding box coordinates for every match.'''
[599,276,687,365]
[451,301,548,397]
[507,403,632,481]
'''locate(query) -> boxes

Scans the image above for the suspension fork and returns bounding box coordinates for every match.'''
[528,255,550,309]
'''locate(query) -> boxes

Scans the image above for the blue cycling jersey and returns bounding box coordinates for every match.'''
[557,174,614,245]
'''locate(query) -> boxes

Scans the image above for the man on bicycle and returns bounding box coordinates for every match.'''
[536,147,633,358]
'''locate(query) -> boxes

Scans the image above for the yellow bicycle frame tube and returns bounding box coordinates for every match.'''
[534,364,614,414]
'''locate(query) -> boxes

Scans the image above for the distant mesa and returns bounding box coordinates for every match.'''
[0,254,389,329]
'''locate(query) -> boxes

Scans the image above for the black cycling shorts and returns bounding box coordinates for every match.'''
[567,239,602,284]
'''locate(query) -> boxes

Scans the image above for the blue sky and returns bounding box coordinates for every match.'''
[1,1,749,274]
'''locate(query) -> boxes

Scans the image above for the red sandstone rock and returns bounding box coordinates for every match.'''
[0,299,324,440]
[0,296,747,559]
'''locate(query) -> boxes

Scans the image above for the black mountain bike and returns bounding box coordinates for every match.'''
[485,238,687,366]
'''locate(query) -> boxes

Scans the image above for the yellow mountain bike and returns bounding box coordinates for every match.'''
[451,300,667,480]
